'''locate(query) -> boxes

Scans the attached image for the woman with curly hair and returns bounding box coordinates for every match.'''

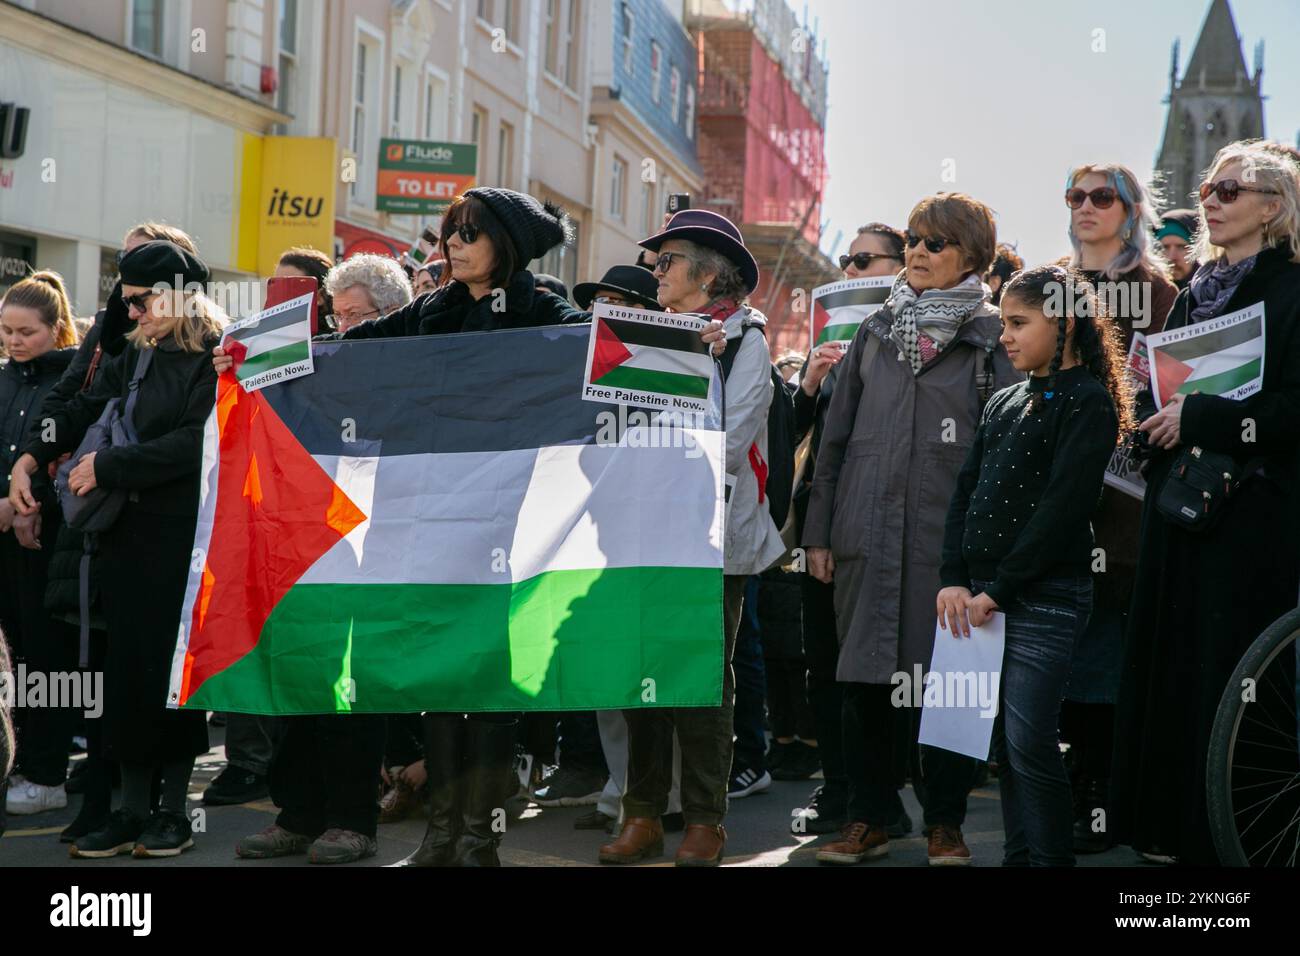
[937,265,1133,866]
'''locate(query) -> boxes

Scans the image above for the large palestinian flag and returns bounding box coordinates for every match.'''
[168,325,726,714]
[583,304,713,412]
[1147,302,1266,409]
[810,276,892,351]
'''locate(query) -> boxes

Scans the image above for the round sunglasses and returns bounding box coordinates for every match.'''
[839,251,902,270]
[1065,187,1120,210]
[904,232,960,254]
[1199,178,1280,205]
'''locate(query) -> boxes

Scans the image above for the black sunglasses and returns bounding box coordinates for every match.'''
[1199,178,1280,205]
[839,251,901,271]
[905,232,960,254]
[121,290,161,312]
[446,222,481,245]
[1065,186,1119,210]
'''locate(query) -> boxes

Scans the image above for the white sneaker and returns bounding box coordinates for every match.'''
[5,780,69,815]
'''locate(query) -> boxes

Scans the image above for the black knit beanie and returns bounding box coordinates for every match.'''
[118,240,210,288]
[464,187,571,262]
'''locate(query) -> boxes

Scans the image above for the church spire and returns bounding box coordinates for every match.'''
[1183,0,1252,90]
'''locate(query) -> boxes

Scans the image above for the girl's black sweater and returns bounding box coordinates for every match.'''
[940,364,1119,608]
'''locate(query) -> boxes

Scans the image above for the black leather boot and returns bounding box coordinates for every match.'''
[452,717,518,867]
[390,713,465,867]
[1072,777,1114,853]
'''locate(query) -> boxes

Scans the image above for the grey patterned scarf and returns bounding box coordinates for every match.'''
[886,271,989,374]
[1188,253,1257,325]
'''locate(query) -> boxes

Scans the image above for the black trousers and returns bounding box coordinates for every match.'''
[801,573,846,801]
[842,681,975,828]
[271,713,387,838]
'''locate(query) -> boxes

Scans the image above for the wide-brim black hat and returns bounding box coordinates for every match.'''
[573,264,662,310]
[639,209,759,294]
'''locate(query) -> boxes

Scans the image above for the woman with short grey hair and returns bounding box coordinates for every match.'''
[323,254,414,333]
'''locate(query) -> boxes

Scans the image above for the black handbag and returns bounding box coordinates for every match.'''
[55,347,153,533]
[1155,444,1262,532]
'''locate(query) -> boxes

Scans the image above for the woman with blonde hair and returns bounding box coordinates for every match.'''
[9,242,225,859]
[0,271,80,818]
[1113,140,1300,864]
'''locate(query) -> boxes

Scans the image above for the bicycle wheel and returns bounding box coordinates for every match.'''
[1207,606,1300,866]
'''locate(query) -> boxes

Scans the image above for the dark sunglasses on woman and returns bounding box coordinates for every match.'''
[121,290,160,312]
[1199,178,1280,205]
[839,251,901,270]
[446,222,481,245]
[904,231,960,254]
[1065,186,1119,210]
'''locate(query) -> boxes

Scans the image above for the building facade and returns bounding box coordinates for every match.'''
[586,0,703,278]
[1154,0,1265,211]
[686,0,837,357]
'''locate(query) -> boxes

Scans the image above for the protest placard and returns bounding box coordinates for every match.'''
[809,276,892,354]
[581,302,714,414]
[1147,302,1265,410]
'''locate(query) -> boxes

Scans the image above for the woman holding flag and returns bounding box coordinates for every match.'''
[1112,140,1300,866]
[9,241,225,859]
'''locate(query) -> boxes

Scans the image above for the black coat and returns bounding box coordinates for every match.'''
[24,334,220,517]
[0,346,76,512]
[36,316,107,617]
[326,270,585,341]
[1112,245,1300,864]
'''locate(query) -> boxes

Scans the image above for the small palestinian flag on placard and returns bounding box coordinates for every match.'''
[810,276,892,351]
[1147,302,1266,409]
[223,292,315,392]
[583,303,714,411]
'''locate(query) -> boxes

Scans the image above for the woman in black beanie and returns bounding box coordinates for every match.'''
[10,240,225,859]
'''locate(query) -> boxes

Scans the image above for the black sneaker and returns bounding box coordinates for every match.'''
[70,808,148,859]
[133,809,195,858]
[573,809,616,831]
[791,785,846,835]
[771,740,822,781]
[765,740,791,776]
[532,766,606,807]
[61,803,112,844]
[202,766,269,806]
[727,766,772,799]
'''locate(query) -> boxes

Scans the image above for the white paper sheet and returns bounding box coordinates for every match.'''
[916,614,1006,761]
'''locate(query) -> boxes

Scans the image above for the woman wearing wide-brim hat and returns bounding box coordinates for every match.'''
[598,208,785,868]
[572,264,662,311]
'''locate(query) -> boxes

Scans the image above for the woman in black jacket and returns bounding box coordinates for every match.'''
[10,241,224,859]
[1112,142,1300,865]
[216,186,583,867]
[0,271,78,818]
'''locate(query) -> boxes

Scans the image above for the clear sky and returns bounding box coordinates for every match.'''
[812,0,1300,269]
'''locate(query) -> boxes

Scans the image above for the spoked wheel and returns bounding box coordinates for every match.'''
[1207,607,1300,866]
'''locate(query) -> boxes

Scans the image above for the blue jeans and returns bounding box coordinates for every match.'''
[975,576,1092,867]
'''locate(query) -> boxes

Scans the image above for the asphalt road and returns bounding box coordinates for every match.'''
[2,727,1140,868]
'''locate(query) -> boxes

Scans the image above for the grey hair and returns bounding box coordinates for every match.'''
[683,241,749,304]
[324,254,414,314]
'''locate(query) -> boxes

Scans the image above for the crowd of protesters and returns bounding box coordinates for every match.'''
[1,136,1298,869]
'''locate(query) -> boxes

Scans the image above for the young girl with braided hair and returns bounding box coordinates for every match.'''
[936,265,1133,865]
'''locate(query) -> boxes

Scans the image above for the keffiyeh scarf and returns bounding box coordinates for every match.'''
[886,271,989,374]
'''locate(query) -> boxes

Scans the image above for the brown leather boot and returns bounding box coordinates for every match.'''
[815,822,889,864]
[598,817,664,864]
[675,824,726,867]
[927,824,972,866]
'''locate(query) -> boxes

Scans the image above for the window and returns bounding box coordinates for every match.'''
[650,41,661,104]
[538,218,579,289]
[391,64,404,137]
[610,156,627,220]
[471,106,488,181]
[669,66,680,122]
[497,122,514,187]
[685,84,695,139]
[621,4,634,75]
[351,41,367,199]
[563,0,580,88]
[503,0,520,44]
[130,0,163,56]
[544,0,559,76]
[424,72,448,140]
[641,181,655,235]
[276,0,299,123]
